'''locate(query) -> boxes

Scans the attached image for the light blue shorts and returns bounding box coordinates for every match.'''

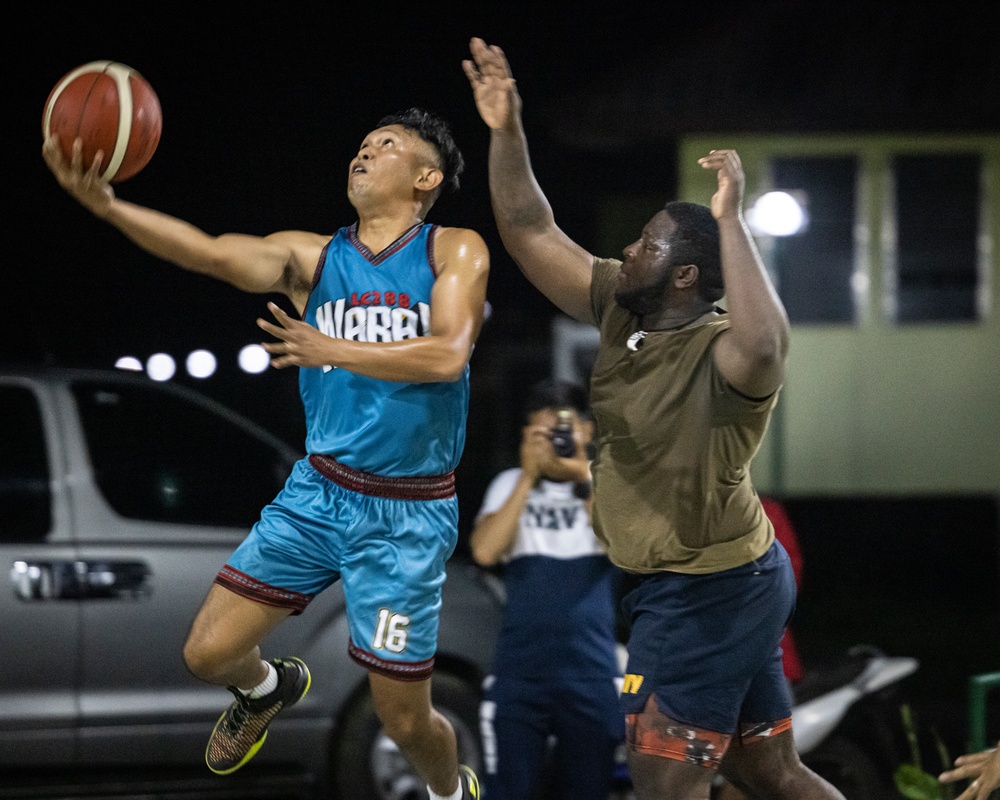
[217,457,459,679]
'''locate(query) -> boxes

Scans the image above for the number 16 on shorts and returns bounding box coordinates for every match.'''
[373,608,411,653]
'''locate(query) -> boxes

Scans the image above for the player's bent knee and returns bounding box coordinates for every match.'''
[181,634,239,682]
[182,640,220,681]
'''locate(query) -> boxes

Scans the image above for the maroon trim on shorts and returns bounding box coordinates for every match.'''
[348,639,435,681]
[308,454,455,500]
[214,565,311,616]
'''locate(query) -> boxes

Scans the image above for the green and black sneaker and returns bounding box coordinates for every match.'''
[205,656,311,775]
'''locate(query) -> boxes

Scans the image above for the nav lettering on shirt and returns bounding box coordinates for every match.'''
[314,294,431,372]
[524,503,582,530]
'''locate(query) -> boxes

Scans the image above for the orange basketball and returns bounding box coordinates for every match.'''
[42,61,162,183]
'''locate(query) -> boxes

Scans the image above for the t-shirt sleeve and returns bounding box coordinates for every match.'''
[476,468,522,520]
[591,257,623,324]
[706,323,781,416]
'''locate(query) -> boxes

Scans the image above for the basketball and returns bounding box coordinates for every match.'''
[42,61,162,183]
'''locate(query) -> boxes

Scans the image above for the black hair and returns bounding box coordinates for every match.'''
[663,200,724,302]
[376,107,464,194]
[522,379,591,422]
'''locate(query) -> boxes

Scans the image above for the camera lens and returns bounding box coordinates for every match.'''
[550,410,576,458]
[550,430,575,458]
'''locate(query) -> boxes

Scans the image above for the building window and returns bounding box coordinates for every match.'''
[769,156,859,324]
[890,153,981,323]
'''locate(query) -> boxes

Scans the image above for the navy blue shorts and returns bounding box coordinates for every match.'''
[619,541,796,764]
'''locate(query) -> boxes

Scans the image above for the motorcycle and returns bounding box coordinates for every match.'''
[790,645,920,800]
[609,644,920,800]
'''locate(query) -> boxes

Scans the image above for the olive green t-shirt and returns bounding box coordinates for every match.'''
[588,257,777,574]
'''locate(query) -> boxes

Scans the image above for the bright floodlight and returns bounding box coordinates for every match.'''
[115,356,143,371]
[146,353,177,382]
[238,344,271,374]
[747,191,807,237]
[186,349,217,378]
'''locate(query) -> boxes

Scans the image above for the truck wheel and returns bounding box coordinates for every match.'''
[802,736,890,800]
[332,672,483,800]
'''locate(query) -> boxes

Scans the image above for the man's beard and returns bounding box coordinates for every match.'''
[615,273,671,317]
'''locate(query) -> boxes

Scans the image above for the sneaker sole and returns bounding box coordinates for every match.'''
[205,716,269,775]
[459,764,480,799]
[204,658,312,775]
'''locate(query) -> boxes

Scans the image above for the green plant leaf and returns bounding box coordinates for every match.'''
[930,727,956,800]
[894,764,943,800]
[901,703,925,772]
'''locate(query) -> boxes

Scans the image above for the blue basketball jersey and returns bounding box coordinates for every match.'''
[299,222,469,476]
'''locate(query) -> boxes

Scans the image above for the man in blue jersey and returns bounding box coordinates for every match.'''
[470,379,623,800]
[43,107,487,800]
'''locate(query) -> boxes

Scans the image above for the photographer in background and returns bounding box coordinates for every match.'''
[470,379,624,800]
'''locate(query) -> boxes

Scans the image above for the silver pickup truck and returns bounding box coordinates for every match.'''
[0,366,503,800]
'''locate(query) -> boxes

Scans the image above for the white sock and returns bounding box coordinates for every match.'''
[426,780,462,800]
[240,660,278,698]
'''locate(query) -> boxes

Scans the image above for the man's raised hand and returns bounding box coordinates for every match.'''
[463,37,520,131]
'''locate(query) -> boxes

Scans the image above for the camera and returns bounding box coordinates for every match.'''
[549,410,576,458]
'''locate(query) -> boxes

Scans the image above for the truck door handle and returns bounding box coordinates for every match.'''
[10,560,151,600]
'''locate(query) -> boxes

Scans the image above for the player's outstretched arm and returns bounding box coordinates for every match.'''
[465,37,595,324]
[701,149,790,399]
[42,134,313,298]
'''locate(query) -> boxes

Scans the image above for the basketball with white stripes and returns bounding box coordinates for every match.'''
[42,61,162,183]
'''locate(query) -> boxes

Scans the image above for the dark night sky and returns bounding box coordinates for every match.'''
[17,2,994,377]
[14,6,665,378]
[14,6,994,333]
[12,4,700,446]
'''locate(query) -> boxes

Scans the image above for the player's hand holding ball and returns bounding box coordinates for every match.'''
[42,60,163,216]
[43,60,162,182]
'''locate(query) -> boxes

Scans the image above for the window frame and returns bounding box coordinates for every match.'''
[679,134,998,330]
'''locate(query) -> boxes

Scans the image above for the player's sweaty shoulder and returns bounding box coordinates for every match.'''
[432,226,490,275]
